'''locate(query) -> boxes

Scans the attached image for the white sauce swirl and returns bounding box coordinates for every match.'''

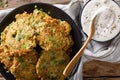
[81,0,120,41]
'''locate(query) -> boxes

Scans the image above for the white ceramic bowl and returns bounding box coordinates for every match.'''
[81,0,120,42]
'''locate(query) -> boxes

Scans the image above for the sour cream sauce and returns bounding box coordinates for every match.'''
[81,0,120,41]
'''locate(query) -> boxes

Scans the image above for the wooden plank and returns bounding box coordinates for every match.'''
[83,60,120,77]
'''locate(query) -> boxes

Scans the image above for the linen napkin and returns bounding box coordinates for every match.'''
[0,0,120,80]
[55,0,120,80]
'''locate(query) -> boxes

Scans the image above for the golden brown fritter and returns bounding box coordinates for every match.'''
[0,9,49,51]
[36,50,70,80]
[1,12,37,51]
[0,48,39,80]
[9,50,38,80]
[0,51,13,69]
[37,16,73,51]
[1,9,73,52]
[0,50,38,80]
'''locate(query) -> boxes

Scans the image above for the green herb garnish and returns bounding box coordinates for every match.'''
[49,36,54,42]
[21,43,26,48]
[17,56,23,62]
[57,59,65,64]
[16,36,22,41]
[49,71,56,78]
[40,8,43,11]
[7,56,12,61]
[26,34,30,39]
[48,11,51,15]
[41,62,46,69]
[20,62,25,69]
[50,59,65,66]
[34,5,37,9]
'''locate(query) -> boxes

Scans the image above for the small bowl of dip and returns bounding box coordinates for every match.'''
[80,0,120,42]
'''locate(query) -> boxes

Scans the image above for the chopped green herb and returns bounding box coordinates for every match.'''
[54,43,59,48]
[16,35,25,41]
[50,60,55,65]
[57,59,65,64]
[40,8,43,11]
[17,56,23,62]
[34,5,37,9]
[16,36,22,41]
[51,59,65,66]
[49,71,56,78]
[17,56,25,68]
[47,11,51,15]
[41,62,46,69]
[26,34,30,38]
[49,36,54,42]
[20,62,25,69]
[21,43,26,48]
[7,56,12,61]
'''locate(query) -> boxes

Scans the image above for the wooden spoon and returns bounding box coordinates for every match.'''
[63,16,96,77]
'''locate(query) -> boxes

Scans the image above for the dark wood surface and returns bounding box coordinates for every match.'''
[83,60,120,77]
[0,0,120,80]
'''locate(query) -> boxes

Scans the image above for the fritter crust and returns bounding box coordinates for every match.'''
[0,50,38,80]
[36,50,70,80]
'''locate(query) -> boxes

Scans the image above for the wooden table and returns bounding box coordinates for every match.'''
[0,0,120,80]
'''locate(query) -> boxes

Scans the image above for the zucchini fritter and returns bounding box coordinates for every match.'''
[37,17,73,51]
[10,50,38,80]
[0,50,38,80]
[36,50,70,80]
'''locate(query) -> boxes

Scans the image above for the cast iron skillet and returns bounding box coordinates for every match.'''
[0,3,82,80]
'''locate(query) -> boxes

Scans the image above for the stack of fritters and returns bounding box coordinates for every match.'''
[0,8,73,80]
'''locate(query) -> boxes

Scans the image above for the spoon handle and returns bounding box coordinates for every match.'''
[63,17,96,77]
